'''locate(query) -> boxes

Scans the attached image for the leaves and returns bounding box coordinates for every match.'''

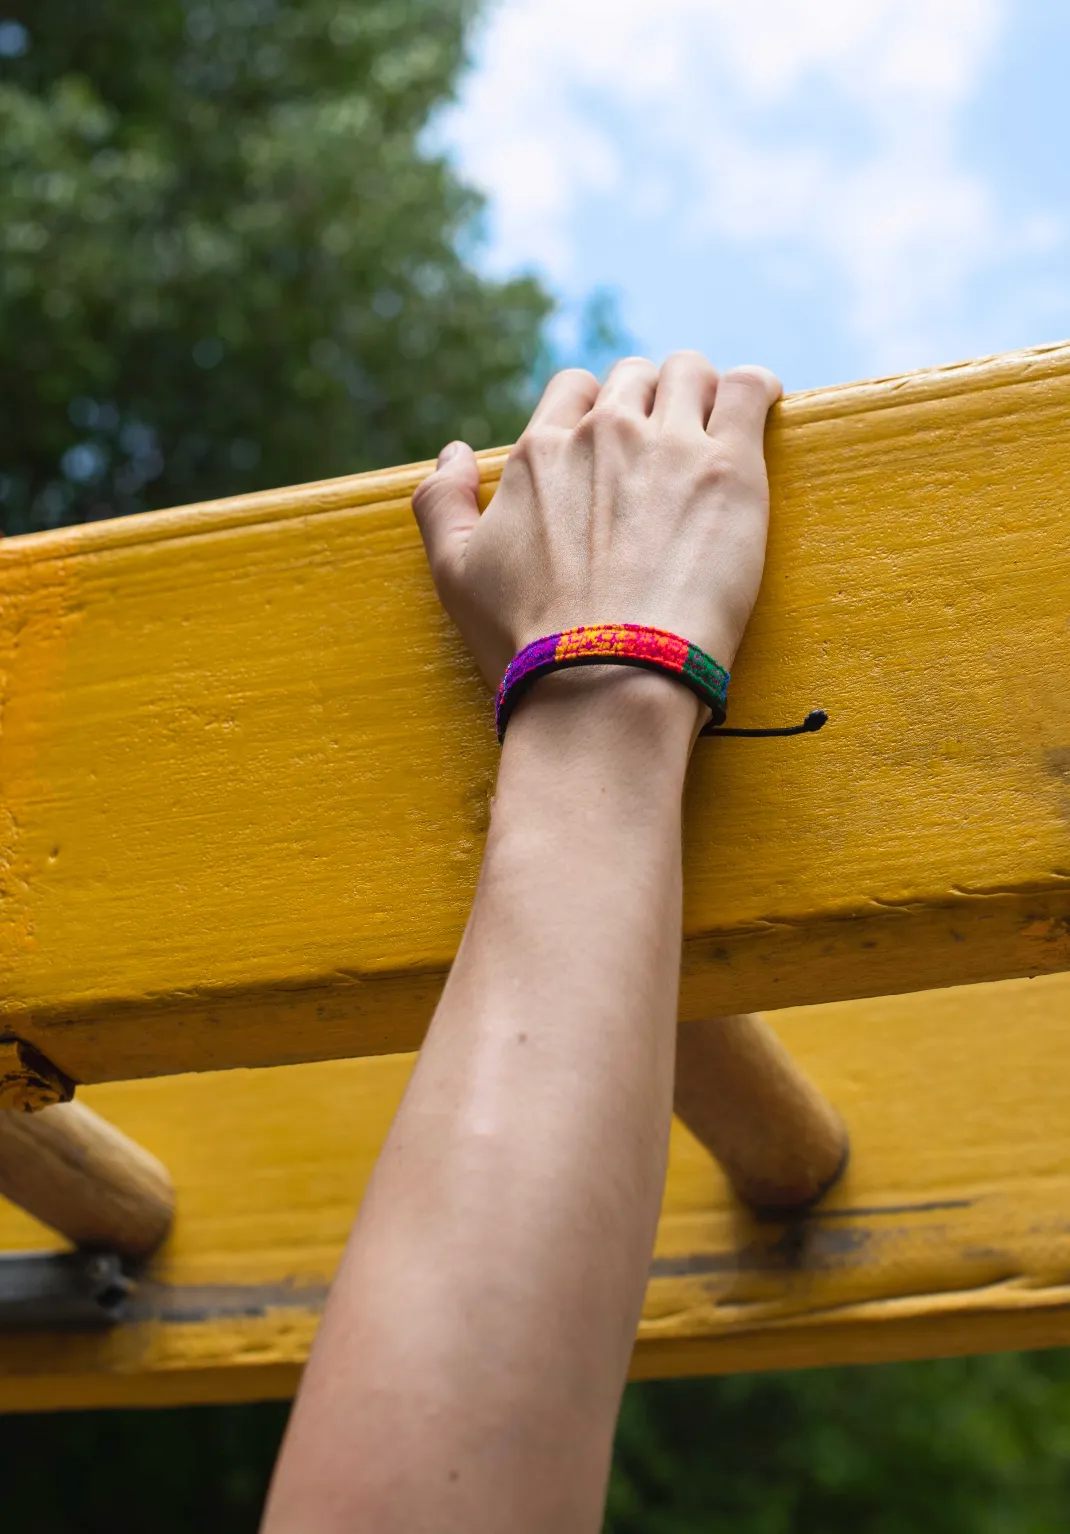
[607,1354,1070,1534]
[0,0,550,532]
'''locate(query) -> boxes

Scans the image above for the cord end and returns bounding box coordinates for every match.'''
[704,707,830,739]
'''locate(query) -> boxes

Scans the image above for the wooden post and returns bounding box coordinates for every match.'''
[0,1101,174,1259]
[674,1014,848,1213]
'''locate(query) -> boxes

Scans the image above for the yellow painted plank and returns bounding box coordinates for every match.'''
[2,972,1070,1412]
[1,344,1070,1085]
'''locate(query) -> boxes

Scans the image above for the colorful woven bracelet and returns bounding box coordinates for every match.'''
[495,623,729,743]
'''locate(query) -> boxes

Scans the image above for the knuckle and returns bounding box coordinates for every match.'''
[665,348,713,372]
[411,470,446,516]
[514,421,561,462]
[411,489,472,579]
[724,364,780,398]
[608,355,658,384]
[410,471,439,518]
[553,365,599,390]
[576,404,642,445]
[521,419,560,447]
[698,440,753,489]
[583,403,622,426]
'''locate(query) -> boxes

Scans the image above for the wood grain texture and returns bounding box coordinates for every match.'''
[1,972,1069,1412]
[1,343,1070,1085]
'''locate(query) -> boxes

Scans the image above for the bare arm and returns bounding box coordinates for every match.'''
[262,353,781,1534]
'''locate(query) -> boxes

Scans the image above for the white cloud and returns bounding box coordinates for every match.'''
[440,0,1062,371]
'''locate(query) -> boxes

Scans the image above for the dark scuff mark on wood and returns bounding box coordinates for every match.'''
[128,1277,330,1324]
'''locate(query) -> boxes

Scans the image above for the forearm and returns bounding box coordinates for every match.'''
[264,671,699,1533]
[262,350,781,1533]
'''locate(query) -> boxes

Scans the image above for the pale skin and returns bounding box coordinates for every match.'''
[261,351,781,1534]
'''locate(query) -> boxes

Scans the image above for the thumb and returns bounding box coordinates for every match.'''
[411,441,481,591]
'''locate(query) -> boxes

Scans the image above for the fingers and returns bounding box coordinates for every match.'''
[528,368,601,429]
[652,351,720,432]
[708,365,782,441]
[525,358,771,442]
[411,441,481,591]
[594,355,659,419]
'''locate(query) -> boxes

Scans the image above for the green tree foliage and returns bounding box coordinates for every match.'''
[2,1401,290,1533]
[608,1356,1070,1534]
[0,0,551,533]
[6,1356,1070,1531]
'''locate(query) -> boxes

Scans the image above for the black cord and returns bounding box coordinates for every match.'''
[706,708,828,739]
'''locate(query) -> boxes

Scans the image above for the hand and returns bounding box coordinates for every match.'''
[412,351,781,702]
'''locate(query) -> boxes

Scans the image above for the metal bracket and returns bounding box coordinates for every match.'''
[0,1250,133,1331]
[0,1037,76,1112]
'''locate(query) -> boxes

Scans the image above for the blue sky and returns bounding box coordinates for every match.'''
[439,1,1070,392]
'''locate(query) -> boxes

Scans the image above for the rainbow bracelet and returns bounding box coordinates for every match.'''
[495,623,729,743]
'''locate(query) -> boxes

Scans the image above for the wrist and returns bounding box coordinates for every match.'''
[499,665,702,783]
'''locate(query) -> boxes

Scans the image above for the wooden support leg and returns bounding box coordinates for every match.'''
[0,1102,174,1259]
[674,1014,848,1214]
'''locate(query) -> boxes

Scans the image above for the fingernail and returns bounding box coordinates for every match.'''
[437,441,463,468]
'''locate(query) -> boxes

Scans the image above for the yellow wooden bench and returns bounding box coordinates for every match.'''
[2,342,1070,1410]
[1,972,1068,1412]
[1,343,1069,1090]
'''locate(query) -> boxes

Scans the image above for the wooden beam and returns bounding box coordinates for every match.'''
[2,343,1070,1086]
[2,972,1070,1412]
